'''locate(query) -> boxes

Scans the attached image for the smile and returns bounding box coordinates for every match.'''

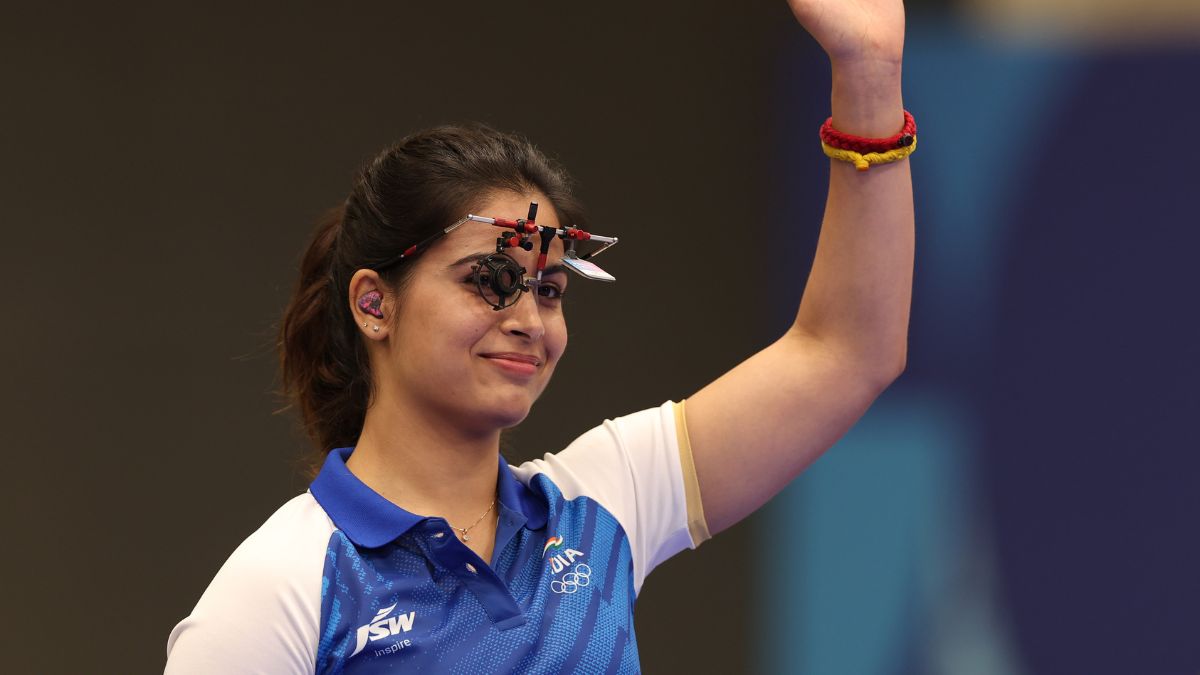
[480,353,542,377]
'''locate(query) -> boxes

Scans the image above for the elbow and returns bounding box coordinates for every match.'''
[866,345,907,392]
[791,327,908,390]
[886,351,907,383]
[880,348,908,387]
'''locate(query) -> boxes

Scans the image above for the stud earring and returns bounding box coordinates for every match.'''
[362,322,368,328]
[372,325,380,332]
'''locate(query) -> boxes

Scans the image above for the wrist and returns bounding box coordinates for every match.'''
[830,60,904,137]
[830,52,903,75]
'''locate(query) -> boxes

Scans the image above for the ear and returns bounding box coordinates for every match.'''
[348,269,392,340]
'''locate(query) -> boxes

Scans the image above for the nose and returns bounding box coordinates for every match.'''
[498,287,545,342]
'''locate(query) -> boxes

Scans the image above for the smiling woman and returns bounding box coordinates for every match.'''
[164,0,914,670]
[348,189,574,454]
[275,125,586,467]
[167,126,704,672]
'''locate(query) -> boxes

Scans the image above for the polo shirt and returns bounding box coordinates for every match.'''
[165,400,710,674]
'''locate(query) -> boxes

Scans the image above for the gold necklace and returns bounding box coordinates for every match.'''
[452,499,496,542]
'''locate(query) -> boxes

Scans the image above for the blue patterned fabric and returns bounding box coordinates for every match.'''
[310,448,639,674]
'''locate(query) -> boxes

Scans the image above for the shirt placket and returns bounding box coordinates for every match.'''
[420,518,526,630]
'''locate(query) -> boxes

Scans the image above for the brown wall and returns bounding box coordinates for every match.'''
[1,3,800,672]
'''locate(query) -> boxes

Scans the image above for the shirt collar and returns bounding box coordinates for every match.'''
[310,448,547,548]
[498,456,548,531]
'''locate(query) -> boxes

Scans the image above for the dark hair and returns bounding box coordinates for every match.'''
[278,124,584,465]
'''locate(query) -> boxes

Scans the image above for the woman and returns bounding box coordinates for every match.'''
[165,0,912,671]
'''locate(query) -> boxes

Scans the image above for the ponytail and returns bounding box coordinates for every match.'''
[278,206,371,470]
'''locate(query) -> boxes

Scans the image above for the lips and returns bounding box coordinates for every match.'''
[480,352,542,366]
[480,352,543,377]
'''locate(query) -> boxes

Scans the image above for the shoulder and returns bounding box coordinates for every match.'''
[232,492,335,565]
[510,401,708,593]
[510,401,682,495]
[200,492,334,591]
[165,492,336,674]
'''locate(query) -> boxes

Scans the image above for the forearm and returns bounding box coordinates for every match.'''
[792,59,913,377]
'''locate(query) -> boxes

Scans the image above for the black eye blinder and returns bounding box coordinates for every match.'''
[471,253,528,311]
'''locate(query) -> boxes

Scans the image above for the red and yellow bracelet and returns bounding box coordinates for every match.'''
[820,110,917,171]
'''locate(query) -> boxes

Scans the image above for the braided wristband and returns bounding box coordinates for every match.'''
[820,110,916,154]
[822,136,917,172]
[820,110,917,171]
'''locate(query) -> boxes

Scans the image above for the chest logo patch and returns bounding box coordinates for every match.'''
[350,603,417,658]
[544,534,590,593]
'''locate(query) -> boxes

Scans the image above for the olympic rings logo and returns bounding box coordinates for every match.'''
[550,564,592,594]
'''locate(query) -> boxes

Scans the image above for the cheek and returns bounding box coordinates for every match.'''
[395,302,489,360]
[427,291,484,331]
[544,313,568,363]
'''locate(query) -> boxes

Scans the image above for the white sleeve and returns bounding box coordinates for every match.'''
[512,400,710,594]
[165,493,332,675]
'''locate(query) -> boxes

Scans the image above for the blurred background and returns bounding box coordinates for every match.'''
[2,1,1197,673]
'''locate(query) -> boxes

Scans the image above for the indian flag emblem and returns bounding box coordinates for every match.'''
[543,535,565,556]
[544,536,587,574]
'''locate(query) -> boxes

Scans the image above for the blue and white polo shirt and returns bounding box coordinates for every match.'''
[165,401,710,673]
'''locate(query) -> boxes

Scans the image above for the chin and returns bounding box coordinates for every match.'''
[466,389,535,431]
[487,404,533,431]
[461,369,554,432]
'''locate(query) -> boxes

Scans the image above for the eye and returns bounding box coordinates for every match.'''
[465,268,488,288]
[535,282,565,300]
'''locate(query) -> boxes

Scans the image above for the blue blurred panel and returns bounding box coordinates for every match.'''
[763,387,974,675]
[980,46,1200,675]
[760,16,1092,675]
[901,21,1082,376]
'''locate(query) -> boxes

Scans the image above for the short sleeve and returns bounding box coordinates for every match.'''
[165,493,332,674]
[510,400,711,594]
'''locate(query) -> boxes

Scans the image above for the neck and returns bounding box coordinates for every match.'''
[347,386,501,525]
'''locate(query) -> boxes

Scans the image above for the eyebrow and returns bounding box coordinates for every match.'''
[448,253,568,278]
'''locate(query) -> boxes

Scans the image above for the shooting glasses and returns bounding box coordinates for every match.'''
[374,202,619,310]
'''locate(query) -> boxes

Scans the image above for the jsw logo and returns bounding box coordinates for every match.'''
[547,548,585,574]
[350,604,416,657]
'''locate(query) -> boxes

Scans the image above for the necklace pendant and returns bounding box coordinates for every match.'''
[462,534,470,542]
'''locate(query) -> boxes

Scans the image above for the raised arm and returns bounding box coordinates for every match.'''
[686,0,912,535]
